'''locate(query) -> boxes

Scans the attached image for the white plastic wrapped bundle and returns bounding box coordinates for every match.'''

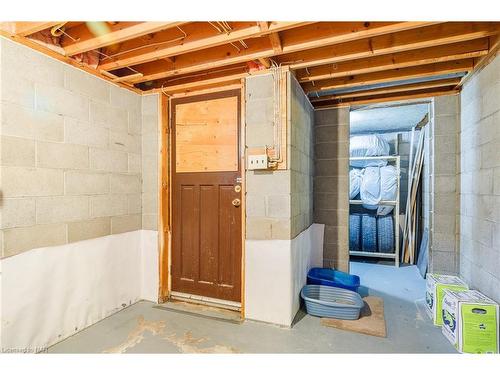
[377,165,398,215]
[349,168,363,199]
[360,166,381,209]
[350,135,390,168]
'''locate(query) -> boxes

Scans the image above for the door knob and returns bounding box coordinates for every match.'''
[232,198,241,207]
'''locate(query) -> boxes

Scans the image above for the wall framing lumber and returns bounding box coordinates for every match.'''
[0,21,63,36]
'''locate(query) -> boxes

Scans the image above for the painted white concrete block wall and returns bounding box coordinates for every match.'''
[459,55,500,303]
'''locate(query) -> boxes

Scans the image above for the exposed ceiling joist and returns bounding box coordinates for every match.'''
[297,38,489,82]
[303,59,473,93]
[311,78,462,102]
[283,22,499,70]
[62,22,186,56]
[129,21,438,84]
[98,21,311,71]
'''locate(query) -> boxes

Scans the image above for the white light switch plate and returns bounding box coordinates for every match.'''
[247,154,268,170]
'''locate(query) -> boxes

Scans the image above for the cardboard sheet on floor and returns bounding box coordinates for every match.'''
[321,296,386,338]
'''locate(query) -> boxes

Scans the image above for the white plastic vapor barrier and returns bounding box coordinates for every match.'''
[0,230,159,352]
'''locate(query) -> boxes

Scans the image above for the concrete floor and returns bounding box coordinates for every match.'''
[48,262,456,353]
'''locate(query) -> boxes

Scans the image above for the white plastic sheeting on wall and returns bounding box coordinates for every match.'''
[244,223,324,326]
[0,230,159,352]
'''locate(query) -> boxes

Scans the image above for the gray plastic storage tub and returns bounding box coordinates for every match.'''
[301,285,364,320]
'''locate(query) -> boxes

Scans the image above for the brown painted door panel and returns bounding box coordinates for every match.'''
[171,90,242,302]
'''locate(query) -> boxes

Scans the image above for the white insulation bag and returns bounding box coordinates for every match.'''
[350,135,390,168]
[377,165,398,215]
[360,166,381,209]
[349,168,363,199]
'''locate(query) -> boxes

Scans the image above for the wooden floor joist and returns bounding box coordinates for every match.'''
[303,59,474,94]
[297,38,489,82]
[1,21,498,103]
[310,78,462,102]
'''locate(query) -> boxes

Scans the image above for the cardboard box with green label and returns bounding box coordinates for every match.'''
[426,274,468,326]
[442,289,499,354]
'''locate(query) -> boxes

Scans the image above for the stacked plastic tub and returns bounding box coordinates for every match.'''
[301,268,363,320]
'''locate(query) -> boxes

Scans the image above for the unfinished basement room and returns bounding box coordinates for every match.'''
[1,2,500,372]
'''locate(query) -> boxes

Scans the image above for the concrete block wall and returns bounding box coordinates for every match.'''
[0,37,146,258]
[313,107,350,272]
[429,95,460,274]
[245,73,293,240]
[459,55,500,302]
[141,94,160,231]
[289,75,314,238]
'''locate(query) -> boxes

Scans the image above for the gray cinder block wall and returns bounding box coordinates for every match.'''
[427,95,460,274]
[245,72,313,240]
[459,55,500,302]
[313,107,350,272]
[0,37,156,258]
[289,75,314,238]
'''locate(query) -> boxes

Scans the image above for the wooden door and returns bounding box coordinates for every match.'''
[171,90,242,302]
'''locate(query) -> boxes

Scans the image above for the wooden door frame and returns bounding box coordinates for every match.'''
[158,83,246,317]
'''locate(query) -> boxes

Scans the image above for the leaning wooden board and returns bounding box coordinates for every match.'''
[321,296,386,338]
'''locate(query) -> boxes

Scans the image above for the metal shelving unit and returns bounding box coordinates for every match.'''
[349,155,401,267]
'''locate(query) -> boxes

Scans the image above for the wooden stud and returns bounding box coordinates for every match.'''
[112,72,144,83]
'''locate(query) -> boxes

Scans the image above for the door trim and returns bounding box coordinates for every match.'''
[159,84,245,316]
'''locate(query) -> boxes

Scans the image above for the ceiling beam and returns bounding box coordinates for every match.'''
[62,22,186,56]
[297,38,489,82]
[314,88,459,109]
[129,21,438,84]
[0,22,63,36]
[310,78,462,102]
[302,59,474,94]
[99,21,312,71]
[281,22,499,70]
